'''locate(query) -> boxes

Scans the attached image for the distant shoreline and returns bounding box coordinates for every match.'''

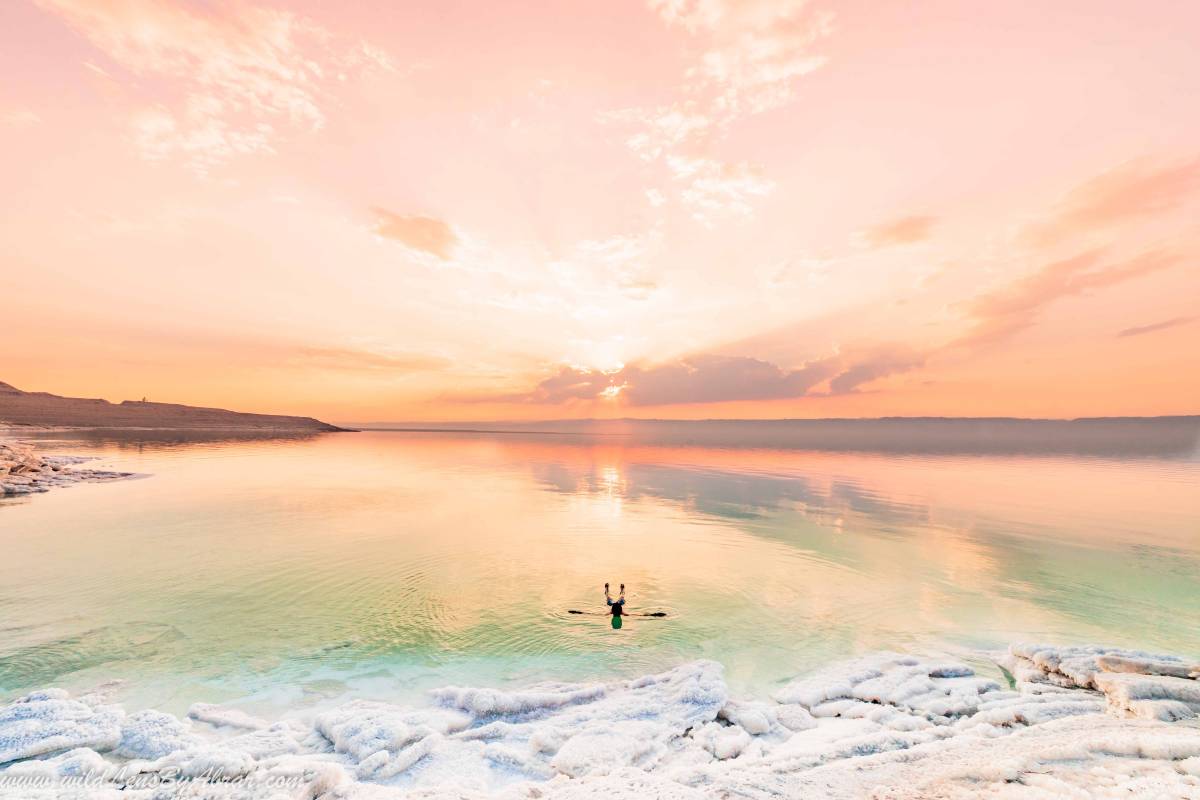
[346,416,1200,458]
[352,414,1200,427]
[0,380,350,433]
[0,424,357,433]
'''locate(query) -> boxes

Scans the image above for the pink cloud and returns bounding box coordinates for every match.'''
[863,215,936,248]
[956,249,1181,347]
[667,155,774,221]
[36,0,391,171]
[650,0,832,115]
[1028,157,1200,246]
[372,208,458,260]
[827,348,926,395]
[1116,316,1196,339]
[606,0,831,221]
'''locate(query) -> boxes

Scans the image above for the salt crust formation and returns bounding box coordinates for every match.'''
[0,441,135,497]
[2,644,1199,798]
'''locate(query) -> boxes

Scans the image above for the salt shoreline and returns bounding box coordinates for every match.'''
[0,440,139,498]
[1,644,1198,798]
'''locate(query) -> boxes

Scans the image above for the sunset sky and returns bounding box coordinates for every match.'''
[2,0,1198,422]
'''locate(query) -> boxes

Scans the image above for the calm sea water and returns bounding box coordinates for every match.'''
[1,429,1198,717]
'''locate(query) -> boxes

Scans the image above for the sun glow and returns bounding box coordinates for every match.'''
[600,384,625,400]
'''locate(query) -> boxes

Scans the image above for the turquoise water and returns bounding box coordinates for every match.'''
[1,429,1198,718]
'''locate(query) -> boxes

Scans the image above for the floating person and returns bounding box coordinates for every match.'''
[606,582,625,629]
[605,582,625,612]
[565,583,666,622]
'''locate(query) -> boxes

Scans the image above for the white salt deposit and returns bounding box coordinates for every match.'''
[0,689,122,764]
[2,644,1199,798]
[187,703,270,731]
[0,441,137,498]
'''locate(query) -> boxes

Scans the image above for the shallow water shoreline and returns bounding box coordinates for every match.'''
[1,643,1198,798]
[3,430,1198,796]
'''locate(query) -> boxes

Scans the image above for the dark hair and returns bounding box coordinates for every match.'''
[610,603,623,616]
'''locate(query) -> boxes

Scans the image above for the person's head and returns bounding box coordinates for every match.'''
[610,603,624,616]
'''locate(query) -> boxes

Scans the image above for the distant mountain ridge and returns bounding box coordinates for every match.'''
[0,381,346,432]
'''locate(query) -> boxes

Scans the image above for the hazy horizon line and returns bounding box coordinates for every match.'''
[341,414,1200,428]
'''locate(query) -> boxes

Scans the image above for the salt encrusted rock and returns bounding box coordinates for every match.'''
[692,720,754,760]
[187,702,270,731]
[0,747,110,785]
[773,652,1010,727]
[0,442,42,482]
[772,658,889,708]
[431,682,607,716]
[114,709,198,760]
[217,721,310,760]
[1094,672,1200,721]
[551,720,673,776]
[774,704,818,732]
[1098,654,1200,680]
[0,440,137,498]
[0,689,123,765]
[1005,642,1194,690]
[718,699,777,735]
[2,647,1198,798]
[1005,643,1200,728]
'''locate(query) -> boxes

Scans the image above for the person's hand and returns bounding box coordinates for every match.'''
[605,582,609,591]
[620,583,625,592]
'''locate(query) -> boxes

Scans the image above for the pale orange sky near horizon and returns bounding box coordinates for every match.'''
[2,0,1198,423]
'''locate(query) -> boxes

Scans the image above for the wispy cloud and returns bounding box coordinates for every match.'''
[667,155,774,222]
[1116,316,1196,339]
[290,346,448,372]
[617,102,714,162]
[862,215,936,248]
[52,322,450,376]
[372,208,458,260]
[606,0,831,220]
[955,248,1181,347]
[1026,157,1200,246]
[566,233,662,300]
[37,0,392,172]
[650,0,832,115]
